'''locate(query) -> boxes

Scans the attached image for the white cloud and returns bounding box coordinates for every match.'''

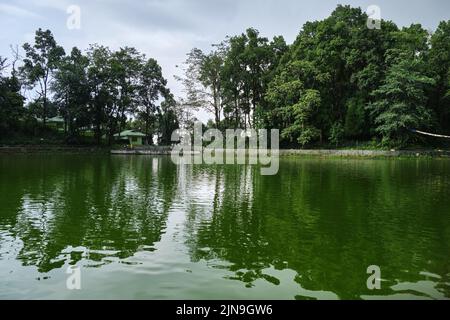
[20,0,69,11]
[0,3,41,18]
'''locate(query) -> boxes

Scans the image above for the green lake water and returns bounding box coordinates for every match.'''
[0,154,449,299]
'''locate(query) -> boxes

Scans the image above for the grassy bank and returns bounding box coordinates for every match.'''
[0,145,110,154]
[110,147,450,158]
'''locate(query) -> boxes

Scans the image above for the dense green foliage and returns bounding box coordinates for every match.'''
[0,5,449,148]
[1,29,175,145]
[181,5,450,148]
[0,58,24,134]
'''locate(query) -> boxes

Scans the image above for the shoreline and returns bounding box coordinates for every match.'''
[111,148,450,158]
[1,146,450,158]
[0,146,110,154]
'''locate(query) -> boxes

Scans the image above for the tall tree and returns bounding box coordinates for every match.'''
[158,94,179,145]
[53,47,90,139]
[110,47,143,136]
[368,51,435,147]
[199,48,226,127]
[266,60,326,147]
[87,44,113,144]
[428,20,450,133]
[21,28,65,126]
[0,57,24,133]
[221,28,287,129]
[177,46,226,128]
[138,58,168,144]
[273,5,399,143]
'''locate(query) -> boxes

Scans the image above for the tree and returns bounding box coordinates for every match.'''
[0,56,6,74]
[344,97,367,138]
[158,95,179,145]
[266,61,325,147]
[53,47,90,139]
[221,29,287,129]
[274,5,399,143]
[368,52,435,147]
[138,58,169,144]
[178,46,226,128]
[428,20,450,133]
[199,48,226,127]
[21,28,65,126]
[0,57,25,134]
[87,44,113,144]
[329,121,345,147]
[110,47,143,136]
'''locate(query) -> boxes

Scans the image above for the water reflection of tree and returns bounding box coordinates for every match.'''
[185,159,450,299]
[0,155,177,273]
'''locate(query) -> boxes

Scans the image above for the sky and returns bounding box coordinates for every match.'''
[1,0,449,122]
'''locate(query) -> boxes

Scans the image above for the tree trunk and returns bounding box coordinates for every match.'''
[145,106,150,145]
[213,88,220,127]
[43,96,47,126]
[95,101,102,145]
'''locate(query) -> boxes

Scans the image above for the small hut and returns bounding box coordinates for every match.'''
[114,130,146,146]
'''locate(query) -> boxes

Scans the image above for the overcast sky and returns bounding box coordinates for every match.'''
[1,0,449,121]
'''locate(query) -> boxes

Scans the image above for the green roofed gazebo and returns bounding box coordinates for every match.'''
[113,130,146,146]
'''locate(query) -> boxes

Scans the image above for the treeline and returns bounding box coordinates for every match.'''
[0,30,177,145]
[180,5,450,148]
[1,5,449,148]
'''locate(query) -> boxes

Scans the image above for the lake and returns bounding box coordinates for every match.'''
[0,154,449,299]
